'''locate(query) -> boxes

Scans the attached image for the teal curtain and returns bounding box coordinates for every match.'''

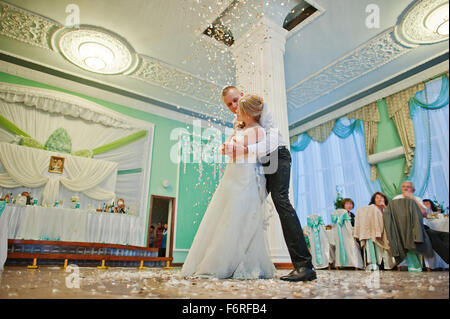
[291,117,362,153]
[410,75,449,113]
[408,75,449,197]
[332,118,362,138]
[290,133,311,152]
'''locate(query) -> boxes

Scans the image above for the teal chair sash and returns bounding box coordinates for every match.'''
[366,239,377,266]
[406,251,422,272]
[331,212,351,266]
[307,216,324,265]
[304,232,310,249]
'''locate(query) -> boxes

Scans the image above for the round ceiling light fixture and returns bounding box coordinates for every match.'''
[394,0,449,46]
[424,3,449,35]
[52,26,138,75]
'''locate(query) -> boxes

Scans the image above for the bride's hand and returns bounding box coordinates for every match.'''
[222,143,247,158]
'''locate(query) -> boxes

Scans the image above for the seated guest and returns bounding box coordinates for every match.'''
[393,181,427,216]
[384,193,434,264]
[422,199,441,214]
[354,193,394,269]
[342,198,355,227]
[369,192,388,212]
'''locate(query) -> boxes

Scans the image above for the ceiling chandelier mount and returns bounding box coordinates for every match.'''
[52,25,138,75]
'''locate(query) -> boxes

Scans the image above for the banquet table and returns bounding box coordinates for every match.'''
[0,204,144,270]
[422,216,449,269]
[423,217,449,233]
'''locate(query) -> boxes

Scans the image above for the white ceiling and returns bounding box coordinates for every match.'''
[0,0,448,128]
[6,0,235,79]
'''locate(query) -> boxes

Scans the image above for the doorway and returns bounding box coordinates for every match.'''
[148,196,175,259]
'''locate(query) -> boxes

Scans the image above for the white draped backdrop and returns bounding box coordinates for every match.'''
[0,83,153,247]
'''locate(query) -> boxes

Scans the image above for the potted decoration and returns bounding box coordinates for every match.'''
[333,186,344,209]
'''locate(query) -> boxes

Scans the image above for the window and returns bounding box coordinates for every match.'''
[292,120,380,225]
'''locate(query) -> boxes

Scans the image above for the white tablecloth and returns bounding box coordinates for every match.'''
[0,202,8,270]
[423,217,449,233]
[1,204,144,269]
[423,217,449,269]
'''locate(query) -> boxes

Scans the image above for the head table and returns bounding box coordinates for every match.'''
[0,203,144,270]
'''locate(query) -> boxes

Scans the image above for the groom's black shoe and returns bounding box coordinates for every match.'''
[280,267,316,282]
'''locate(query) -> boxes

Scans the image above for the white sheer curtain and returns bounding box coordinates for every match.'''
[420,79,449,205]
[292,125,382,226]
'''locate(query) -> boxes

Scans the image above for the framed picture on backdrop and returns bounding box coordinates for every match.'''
[49,156,65,174]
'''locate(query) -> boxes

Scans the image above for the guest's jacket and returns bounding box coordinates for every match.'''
[354,204,390,250]
[383,198,434,263]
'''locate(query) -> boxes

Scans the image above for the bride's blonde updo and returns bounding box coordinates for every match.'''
[238,94,264,122]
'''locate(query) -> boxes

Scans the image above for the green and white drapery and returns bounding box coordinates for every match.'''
[0,83,153,221]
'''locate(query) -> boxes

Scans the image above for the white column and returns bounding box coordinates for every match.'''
[232,17,293,264]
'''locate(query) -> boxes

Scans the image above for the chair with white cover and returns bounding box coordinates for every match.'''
[354,204,396,270]
[330,209,363,269]
[306,214,331,269]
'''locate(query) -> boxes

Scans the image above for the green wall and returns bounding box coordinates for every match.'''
[375,99,406,198]
[173,137,224,262]
[0,71,221,252]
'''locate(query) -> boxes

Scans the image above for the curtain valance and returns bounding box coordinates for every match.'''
[290,117,362,152]
[0,83,133,129]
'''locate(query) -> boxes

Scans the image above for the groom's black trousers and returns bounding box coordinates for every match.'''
[261,146,313,269]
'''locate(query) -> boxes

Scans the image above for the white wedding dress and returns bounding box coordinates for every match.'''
[181,127,275,279]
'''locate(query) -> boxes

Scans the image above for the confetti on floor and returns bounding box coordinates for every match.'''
[0,266,448,299]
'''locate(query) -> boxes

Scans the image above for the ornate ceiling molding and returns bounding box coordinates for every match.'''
[0,2,60,50]
[51,26,139,75]
[395,0,449,46]
[0,1,225,109]
[129,55,223,106]
[286,28,412,110]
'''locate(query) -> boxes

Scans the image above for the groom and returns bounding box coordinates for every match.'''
[221,86,316,282]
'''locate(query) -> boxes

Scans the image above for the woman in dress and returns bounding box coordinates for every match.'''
[181,94,276,279]
[369,192,389,212]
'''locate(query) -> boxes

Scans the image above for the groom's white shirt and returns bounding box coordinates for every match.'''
[234,103,287,161]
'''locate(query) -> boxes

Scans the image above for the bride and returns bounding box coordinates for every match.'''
[181,94,276,279]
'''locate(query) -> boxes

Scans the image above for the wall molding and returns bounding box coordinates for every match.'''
[286,28,412,111]
[289,52,449,136]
